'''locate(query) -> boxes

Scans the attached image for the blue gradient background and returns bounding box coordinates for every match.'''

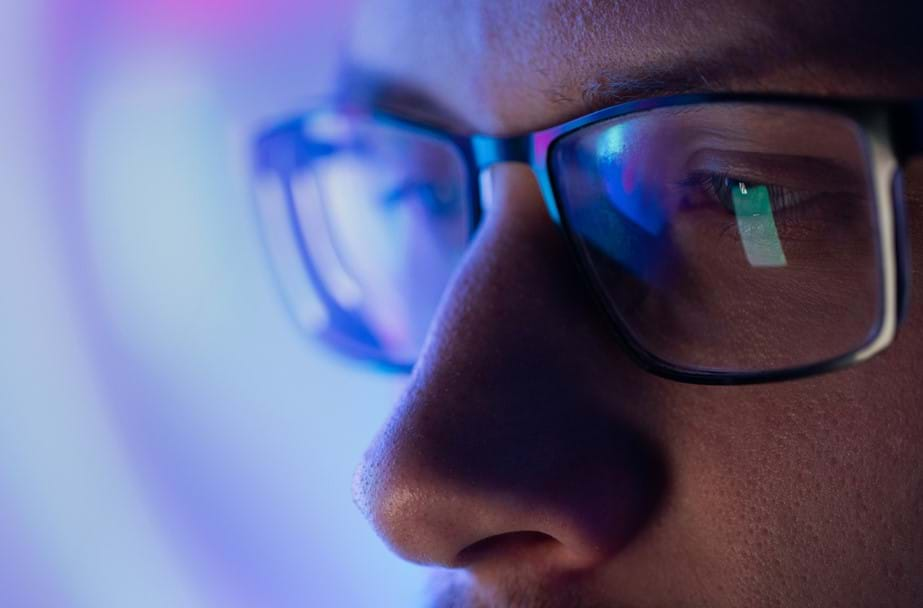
[1,1,429,605]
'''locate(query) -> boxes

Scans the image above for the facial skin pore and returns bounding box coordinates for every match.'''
[347,2,923,606]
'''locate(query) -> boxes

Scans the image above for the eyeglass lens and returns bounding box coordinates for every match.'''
[261,112,473,365]
[265,103,884,374]
[551,103,883,373]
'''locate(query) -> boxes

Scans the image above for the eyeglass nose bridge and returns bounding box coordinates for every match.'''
[471,134,563,226]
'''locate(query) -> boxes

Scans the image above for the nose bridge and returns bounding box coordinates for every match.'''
[354,161,666,569]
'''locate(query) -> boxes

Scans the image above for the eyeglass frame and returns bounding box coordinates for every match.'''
[253,93,923,386]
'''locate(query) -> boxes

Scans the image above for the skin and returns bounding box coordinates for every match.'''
[346,1,923,606]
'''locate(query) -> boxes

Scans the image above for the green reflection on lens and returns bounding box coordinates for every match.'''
[732,182,788,268]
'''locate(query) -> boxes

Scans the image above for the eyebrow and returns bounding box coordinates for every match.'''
[337,61,472,131]
[338,62,724,141]
[341,53,760,135]
[569,48,774,114]
[577,70,713,111]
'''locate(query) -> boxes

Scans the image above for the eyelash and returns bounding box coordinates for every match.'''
[677,171,876,246]
[683,172,813,214]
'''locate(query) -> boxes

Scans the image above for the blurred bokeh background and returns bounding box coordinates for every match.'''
[0,1,429,605]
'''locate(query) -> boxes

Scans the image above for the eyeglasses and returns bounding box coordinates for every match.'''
[252,94,923,385]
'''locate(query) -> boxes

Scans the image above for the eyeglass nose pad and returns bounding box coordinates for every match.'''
[478,167,496,214]
[476,163,564,235]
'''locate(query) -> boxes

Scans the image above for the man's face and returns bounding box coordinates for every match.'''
[347,1,923,606]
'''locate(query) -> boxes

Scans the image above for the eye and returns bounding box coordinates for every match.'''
[701,174,814,215]
[381,180,462,217]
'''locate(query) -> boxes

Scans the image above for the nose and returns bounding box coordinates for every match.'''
[354,164,666,574]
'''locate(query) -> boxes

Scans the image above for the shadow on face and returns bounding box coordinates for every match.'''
[347,2,923,606]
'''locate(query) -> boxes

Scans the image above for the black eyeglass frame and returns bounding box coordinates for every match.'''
[253,93,923,385]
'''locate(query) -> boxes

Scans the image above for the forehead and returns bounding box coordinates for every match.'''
[348,0,922,134]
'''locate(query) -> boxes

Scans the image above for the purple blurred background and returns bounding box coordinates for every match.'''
[1,1,429,605]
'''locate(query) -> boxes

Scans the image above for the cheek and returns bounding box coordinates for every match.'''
[743,161,923,600]
[664,373,923,604]
[652,276,923,605]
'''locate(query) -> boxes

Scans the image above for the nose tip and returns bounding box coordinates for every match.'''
[353,377,666,570]
[353,164,666,572]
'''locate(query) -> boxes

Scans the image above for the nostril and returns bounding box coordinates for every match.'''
[455,531,558,568]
